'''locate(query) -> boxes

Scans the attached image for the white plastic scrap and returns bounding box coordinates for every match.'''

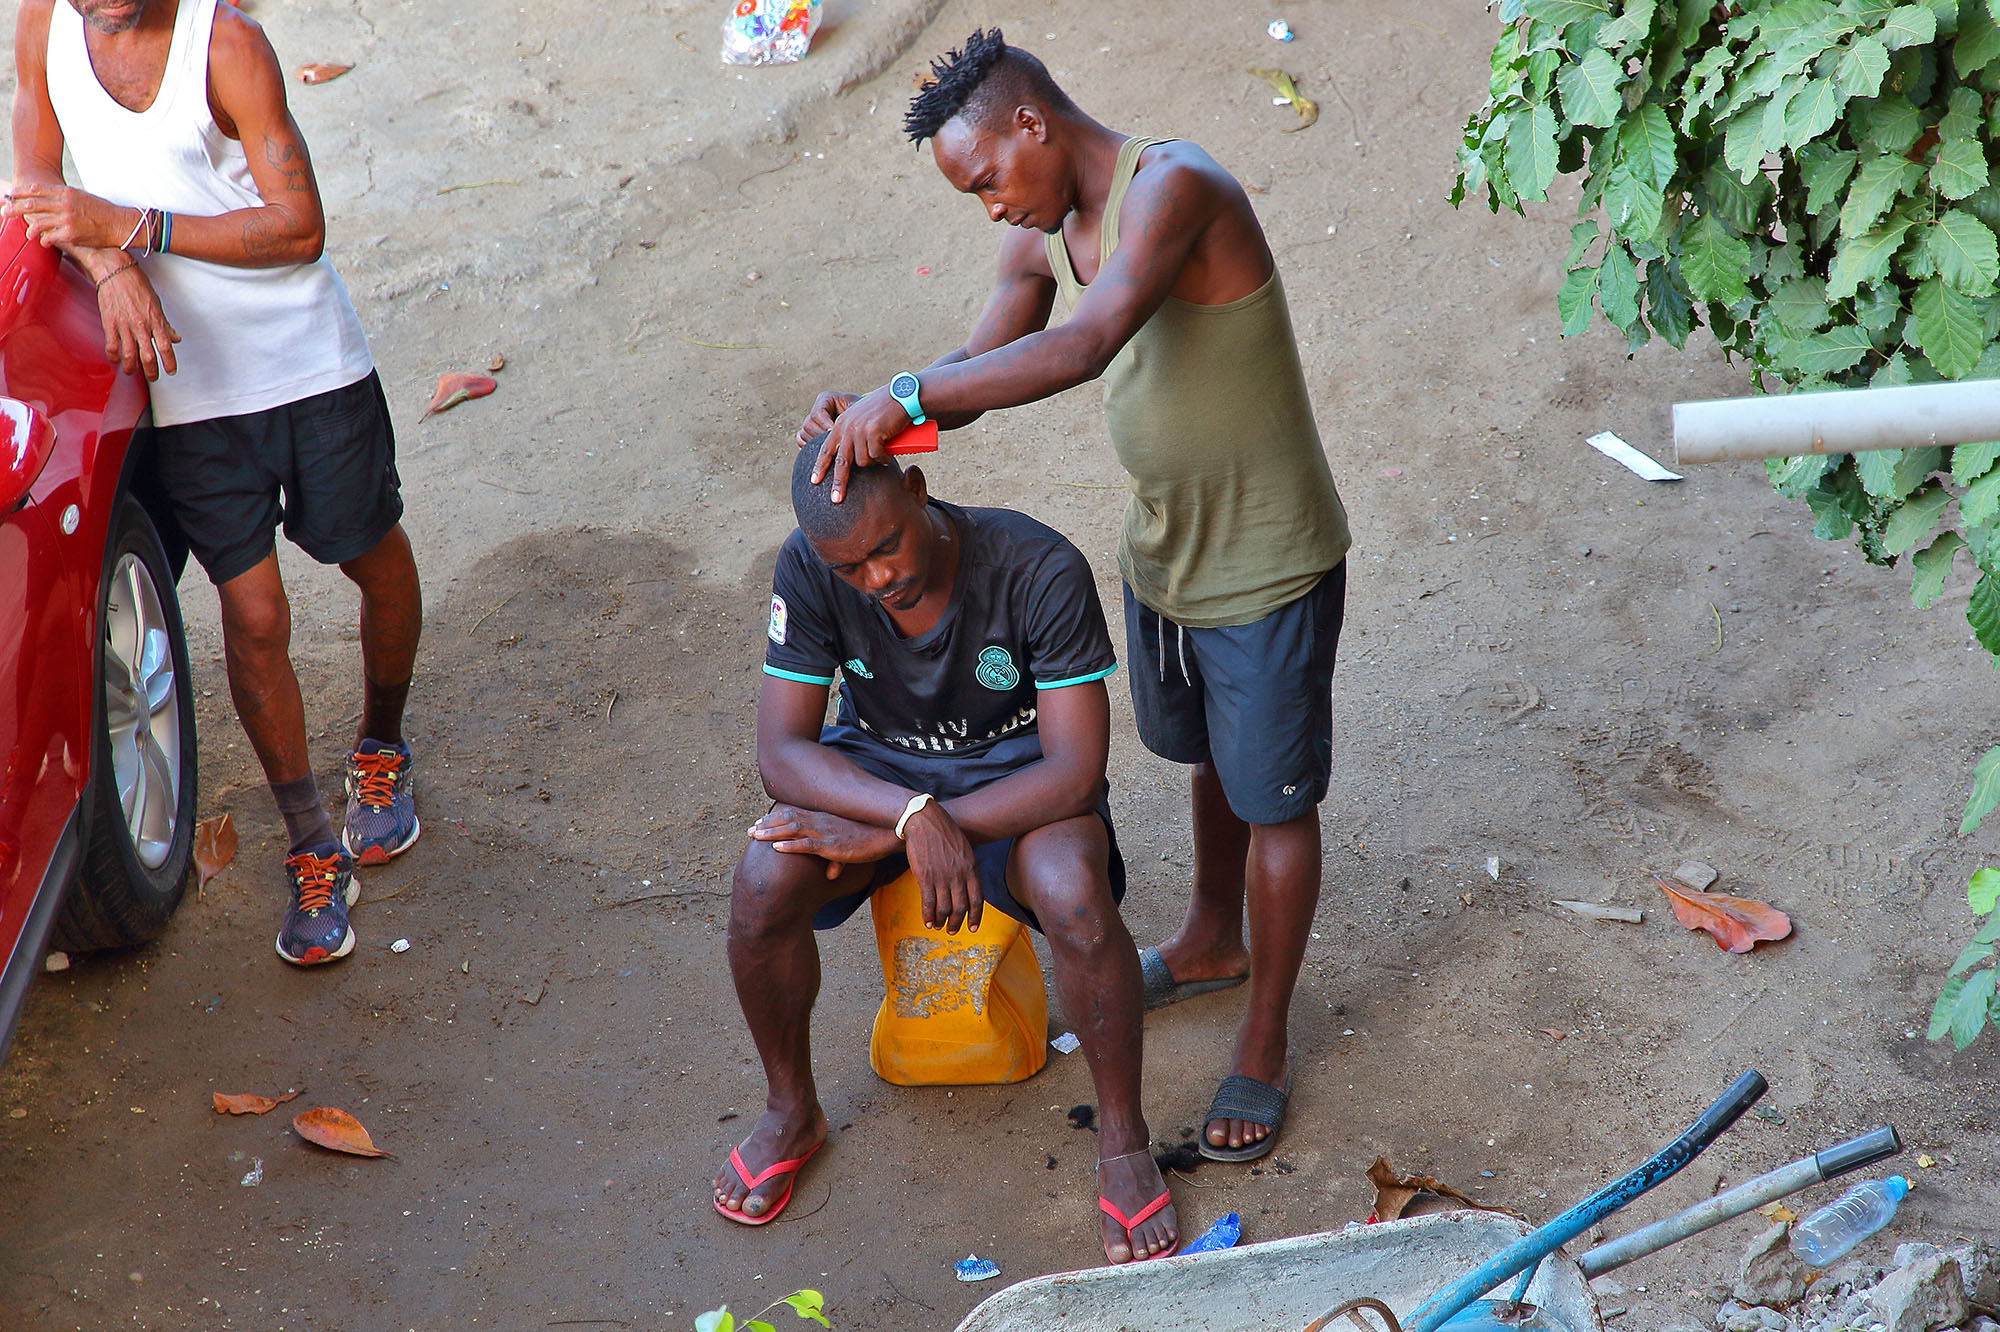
[1267,18,1295,40]
[1050,1031,1081,1054]
[1587,431,1682,482]
[240,1158,264,1187]
[390,938,411,953]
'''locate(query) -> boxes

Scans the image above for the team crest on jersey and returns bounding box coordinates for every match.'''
[768,594,788,644]
[975,645,1020,691]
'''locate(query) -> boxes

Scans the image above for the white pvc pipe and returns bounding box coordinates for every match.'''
[1674,380,2000,465]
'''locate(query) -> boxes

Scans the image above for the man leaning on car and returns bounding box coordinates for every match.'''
[5,0,423,965]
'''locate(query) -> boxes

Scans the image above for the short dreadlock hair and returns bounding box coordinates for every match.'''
[904,28,1077,144]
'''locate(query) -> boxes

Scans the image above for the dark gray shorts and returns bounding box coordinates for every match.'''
[807,724,1127,934]
[1123,561,1346,825]
[152,370,403,585]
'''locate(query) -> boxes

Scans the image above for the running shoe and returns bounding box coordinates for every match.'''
[343,739,420,865]
[276,844,358,965]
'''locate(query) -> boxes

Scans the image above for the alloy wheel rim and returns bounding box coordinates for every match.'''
[102,552,181,870]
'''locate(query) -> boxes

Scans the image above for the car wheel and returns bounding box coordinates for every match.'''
[54,495,198,951]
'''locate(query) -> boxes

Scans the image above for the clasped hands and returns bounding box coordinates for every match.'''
[2,184,179,380]
[3,182,142,252]
[752,799,985,934]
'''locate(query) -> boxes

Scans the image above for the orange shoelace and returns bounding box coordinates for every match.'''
[349,750,404,809]
[286,852,342,912]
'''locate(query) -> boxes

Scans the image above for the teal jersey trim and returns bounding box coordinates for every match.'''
[763,664,836,686]
[1035,663,1118,690]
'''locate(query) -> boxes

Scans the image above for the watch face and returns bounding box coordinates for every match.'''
[890,372,919,400]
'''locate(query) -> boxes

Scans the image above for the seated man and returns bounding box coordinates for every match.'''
[712,439,1178,1264]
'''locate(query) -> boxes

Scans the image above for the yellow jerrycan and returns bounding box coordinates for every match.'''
[867,869,1048,1086]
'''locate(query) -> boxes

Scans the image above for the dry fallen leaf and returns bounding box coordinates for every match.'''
[1246,67,1319,132]
[193,812,237,892]
[296,62,354,85]
[487,353,506,373]
[293,1107,393,1157]
[1917,1153,1937,1168]
[1653,874,1792,954]
[213,1089,300,1116]
[1536,1028,1567,1040]
[421,372,498,420]
[1756,1201,1799,1224]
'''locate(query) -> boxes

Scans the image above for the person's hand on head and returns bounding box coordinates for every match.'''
[813,384,916,503]
[797,391,857,446]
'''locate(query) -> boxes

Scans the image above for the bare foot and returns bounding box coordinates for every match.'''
[713,1104,827,1220]
[1205,1061,1289,1155]
[1097,1148,1178,1263]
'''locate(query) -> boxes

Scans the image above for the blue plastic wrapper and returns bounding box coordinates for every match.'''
[1180,1212,1242,1255]
[955,1254,1001,1282]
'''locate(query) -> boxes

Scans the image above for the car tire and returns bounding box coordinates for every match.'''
[54,495,198,951]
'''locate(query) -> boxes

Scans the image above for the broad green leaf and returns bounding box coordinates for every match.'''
[1769,451,1837,496]
[1644,257,1695,346]
[1565,219,1601,268]
[1679,212,1752,304]
[1559,47,1626,124]
[1833,32,1894,94]
[1855,96,1924,151]
[1840,154,1924,237]
[1684,44,1736,127]
[1949,968,1997,1047]
[1948,940,1996,976]
[1807,484,1860,536]
[1596,0,1657,51]
[1758,75,1808,155]
[1882,481,1953,553]
[1858,278,1909,332]
[1704,162,1775,232]
[1800,142,1860,213]
[1911,276,1987,377]
[1879,3,1941,48]
[1723,104,1770,180]
[1843,0,1900,23]
[1977,911,2000,943]
[697,1311,736,1332]
[1604,161,1667,236]
[1769,276,1835,333]
[1965,464,2000,524]
[1959,20,2000,80]
[1826,213,1919,298]
[783,1291,832,1328]
[1524,0,1611,26]
[1858,447,1902,496]
[1490,44,1529,101]
[1874,349,1918,384]
[747,1322,777,1332]
[1973,865,2000,912]
[1969,570,2000,655]
[1783,74,1846,144]
[1600,243,1642,327]
[1528,48,1563,97]
[1558,265,1600,335]
[1954,439,2000,481]
[1925,210,2000,292]
[1793,324,1877,372]
[1619,102,1678,186]
[1931,972,1968,1037]
[1505,100,1561,202]
[1894,444,1947,492]
[1940,84,1984,142]
[1911,529,1969,605]
[1932,138,1991,200]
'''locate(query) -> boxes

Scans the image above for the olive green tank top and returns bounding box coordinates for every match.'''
[1045,136,1350,628]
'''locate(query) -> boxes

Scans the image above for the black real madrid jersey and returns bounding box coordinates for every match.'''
[762,501,1117,759]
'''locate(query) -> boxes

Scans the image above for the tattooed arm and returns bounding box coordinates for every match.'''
[3,3,324,268]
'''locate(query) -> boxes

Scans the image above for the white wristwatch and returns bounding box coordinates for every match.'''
[895,792,935,839]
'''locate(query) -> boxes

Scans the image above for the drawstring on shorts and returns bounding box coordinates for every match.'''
[1155,611,1192,688]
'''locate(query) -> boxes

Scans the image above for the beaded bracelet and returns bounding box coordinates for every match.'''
[94,259,137,289]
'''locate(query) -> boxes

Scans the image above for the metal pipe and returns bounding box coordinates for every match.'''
[1673,380,2000,465]
[1577,1126,1902,1278]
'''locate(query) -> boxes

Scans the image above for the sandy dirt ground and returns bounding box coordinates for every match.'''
[3,0,1997,1328]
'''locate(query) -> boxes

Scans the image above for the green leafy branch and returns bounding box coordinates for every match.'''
[1928,867,2000,1047]
[697,1289,831,1332]
[1453,0,2000,840]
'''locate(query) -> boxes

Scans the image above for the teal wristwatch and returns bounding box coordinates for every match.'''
[889,371,926,425]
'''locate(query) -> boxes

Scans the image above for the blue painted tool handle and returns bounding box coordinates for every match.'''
[1403,1070,1767,1332]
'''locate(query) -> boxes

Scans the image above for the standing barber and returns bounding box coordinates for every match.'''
[8,0,423,965]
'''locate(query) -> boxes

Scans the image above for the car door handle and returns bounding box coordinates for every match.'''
[0,396,56,514]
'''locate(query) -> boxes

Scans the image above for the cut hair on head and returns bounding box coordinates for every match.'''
[792,432,906,542]
[904,27,1076,144]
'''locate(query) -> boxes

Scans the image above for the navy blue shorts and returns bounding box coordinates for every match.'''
[1123,562,1346,825]
[152,370,403,585]
[806,725,1127,934]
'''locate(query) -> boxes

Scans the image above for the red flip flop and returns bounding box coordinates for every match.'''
[714,1141,821,1227]
[1098,1188,1181,1262]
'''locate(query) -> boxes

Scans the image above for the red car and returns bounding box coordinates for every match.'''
[0,213,197,1060]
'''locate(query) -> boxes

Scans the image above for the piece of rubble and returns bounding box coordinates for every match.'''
[1735,1221,1810,1309]
[1868,1253,1969,1332]
[1948,1242,1997,1311]
[1677,860,1719,890]
[1715,1299,1790,1332]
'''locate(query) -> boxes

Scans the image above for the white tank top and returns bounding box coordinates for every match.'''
[46,0,373,426]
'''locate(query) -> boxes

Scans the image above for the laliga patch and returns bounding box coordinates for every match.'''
[768,594,788,645]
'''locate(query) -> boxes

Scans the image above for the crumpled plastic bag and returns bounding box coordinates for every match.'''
[720,0,820,66]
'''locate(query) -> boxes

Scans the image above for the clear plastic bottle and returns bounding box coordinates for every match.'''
[1788,1175,1911,1266]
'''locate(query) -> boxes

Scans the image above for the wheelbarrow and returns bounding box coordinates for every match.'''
[954,1071,1902,1332]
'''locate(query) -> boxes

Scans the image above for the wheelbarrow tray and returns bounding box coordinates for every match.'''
[953,1211,1604,1332]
